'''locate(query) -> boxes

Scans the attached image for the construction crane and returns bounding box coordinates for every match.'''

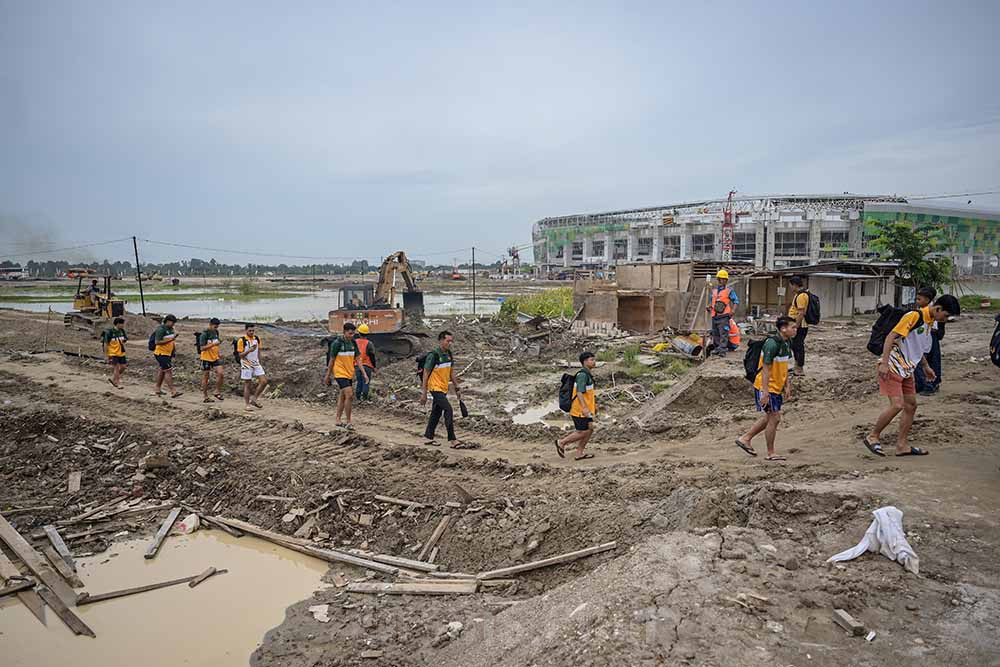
[721,190,736,261]
[327,251,425,357]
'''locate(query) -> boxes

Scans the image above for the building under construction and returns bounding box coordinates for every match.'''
[533,194,1000,275]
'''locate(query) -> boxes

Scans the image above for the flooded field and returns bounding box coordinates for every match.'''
[0,531,328,667]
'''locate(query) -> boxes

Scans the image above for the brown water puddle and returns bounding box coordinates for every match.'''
[0,531,329,666]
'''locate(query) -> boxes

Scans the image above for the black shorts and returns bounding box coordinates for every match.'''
[336,378,353,389]
[202,359,222,371]
[154,354,173,370]
[571,416,593,431]
[108,356,127,365]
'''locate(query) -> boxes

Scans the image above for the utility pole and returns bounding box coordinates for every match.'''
[471,247,477,316]
[132,236,146,316]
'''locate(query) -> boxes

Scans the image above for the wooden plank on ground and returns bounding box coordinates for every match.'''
[0,513,78,606]
[255,495,296,503]
[477,542,617,580]
[0,580,36,598]
[418,516,450,561]
[67,471,82,494]
[43,525,76,571]
[188,567,218,588]
[346,580,478,595]
[43,546,85,588]
[198,514,244,538]
[832,608,866,636]
[634,363,708,426]
[144,507,181,559]
[373,494,426,509]
[209,516,399,575]
[35,586,95,637]
[78,569,228,605]
[0,550,46,624]
[428,546,439,564]
[58,494,129,525]
[347,549,440,573]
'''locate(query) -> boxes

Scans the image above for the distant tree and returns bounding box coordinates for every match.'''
[869,220,954,290]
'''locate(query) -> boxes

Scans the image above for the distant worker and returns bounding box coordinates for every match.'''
[152,314,183,398]
[727,316,741,351]
[237,323,268,411]
[327,322,367,428]
[354,323,377,401]
[420,330,466,447]
[735,315,796,461]
[88,278,101,308]
[787,276,810,375]
[199,317,225,402]
[102,316,128,389]
[555,351,598,461]
[706,269,739,357]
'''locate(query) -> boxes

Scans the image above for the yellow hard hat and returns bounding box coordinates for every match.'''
[357,323,370,334]
[716,269,729,279]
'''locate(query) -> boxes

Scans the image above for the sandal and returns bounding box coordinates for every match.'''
[554,439,565,459]
[343,423,354,430]
[203,397,213,403]
[213,394,224,401]
[170,392,184,399]
[896,447,929,457]
[735,439,757,457]
[575,453,595,461]
[251,400,263,408]
[450,441,479,450]
[765,455,787,461]
[423,439,441,447]
[862,435,886,457]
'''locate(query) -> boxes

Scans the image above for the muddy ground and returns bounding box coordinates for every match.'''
[0,305,998,666]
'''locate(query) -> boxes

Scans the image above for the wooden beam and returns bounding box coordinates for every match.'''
[144,507,181,559]
[35,585,96,637]
[188,567,218,588]
[43,546,85,588]
[0,580,35,598]
[77,569,228,605]
[198,514,244,538]
[347,549,440,573]
[67,471,82,494]
[43,525,76,571]
[832,608,865,636]
[346,580,478,595]
[58,494,129,526]
[418,516,450,561]
[1,505,57,517]
[477,542,617,580]
[373,494,426,509]
[0,550,46,624]
[0,513,77,606]
[255,495,296,503]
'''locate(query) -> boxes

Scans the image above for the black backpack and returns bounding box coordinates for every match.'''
[559,370,591,412]
[867,305,920,356]
[193,332,203,354]
[990,314,1000,368]
[147,331,157,351]
[232,336,248,362]
[743,337,776,383]
[804,291,821,325]
[415,351,431,378]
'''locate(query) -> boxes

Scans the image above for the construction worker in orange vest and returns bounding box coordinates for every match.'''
[727,317,741,351]
[354,324,377,400]
[706,269,740,357]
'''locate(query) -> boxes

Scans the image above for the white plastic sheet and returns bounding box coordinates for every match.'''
[826,506,919,574]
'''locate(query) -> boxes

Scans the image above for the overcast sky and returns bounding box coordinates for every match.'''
[2,1,999,265]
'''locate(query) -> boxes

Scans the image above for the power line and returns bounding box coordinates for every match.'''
[0,237,132,260]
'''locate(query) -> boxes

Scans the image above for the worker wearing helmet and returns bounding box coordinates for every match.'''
[354,323,377,400]
[706,269,740,357]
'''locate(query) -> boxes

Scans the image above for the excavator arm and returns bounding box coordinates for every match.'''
[373,251,419,305]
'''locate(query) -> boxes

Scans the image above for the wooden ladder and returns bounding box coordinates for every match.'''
[682,282,708,333]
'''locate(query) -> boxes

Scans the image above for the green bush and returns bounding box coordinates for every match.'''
[237,279,260,296]
[498,287,574,321]
[596,349,617,362]
[622,344,640,364]
[958,294,997,311]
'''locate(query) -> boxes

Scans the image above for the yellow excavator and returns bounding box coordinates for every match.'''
[328,251,425,356]
[64,275,127,332]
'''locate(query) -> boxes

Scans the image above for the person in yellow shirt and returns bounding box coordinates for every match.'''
[419,330,465,446]
[555,351,598,461]
[787,276,810,375]
[101,317,128,389]
[237,323,268,411]
[326,322,367,428]
[735,316,796,461]
[199,318,224,403]
[152,314,182,398]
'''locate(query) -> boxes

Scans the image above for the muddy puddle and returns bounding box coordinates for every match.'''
[504,399,564,426]
[0,531,329,667]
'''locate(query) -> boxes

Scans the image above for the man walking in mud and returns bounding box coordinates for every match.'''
[152,314,183,398]
[101,317,128,389]
[354,323,377,401]
[555,351,598,461]
[199,317,225,402]
[863,294,960,457]
[237,322,268,411]
[420,330,467,447]
[787,276,810,376]
[735,315,796,461]
[327,322,367,428]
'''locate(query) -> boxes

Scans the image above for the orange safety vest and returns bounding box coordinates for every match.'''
[356,337,374,369]
[711,286,734,316]
[728,318,741,347]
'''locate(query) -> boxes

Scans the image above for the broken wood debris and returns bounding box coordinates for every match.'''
[59,494,129,525]
[36,585,96,637]
[0,513,78,606]
[43,525,77,571]
[0,579,36,598]
[373,494,426,509]
[188,567,219,588]
[43,546,85,588]
[1,505,57,517]
[0,550,46,624]
[347,549,440,573]
[346,580,478,595]
[195,513,244,538]
[255,495,296,503]
[78,569,229,605]
[832,608,866,636]
[67,471,82,494]
[477,541,617,579]
[452,483,475,504]
[418,516,450,562]
[144,506,182,559]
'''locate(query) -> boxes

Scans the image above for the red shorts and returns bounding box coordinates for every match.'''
[878,371,915,397]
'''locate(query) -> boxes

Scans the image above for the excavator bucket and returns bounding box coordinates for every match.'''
[402,291,424,318]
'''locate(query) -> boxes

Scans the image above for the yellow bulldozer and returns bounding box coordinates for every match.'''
[64,275,127,332]
[327,251,425,357]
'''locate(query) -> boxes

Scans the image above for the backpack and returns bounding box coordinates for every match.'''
[867,305,920,356]
[193,332,203,354]
[558,373,577,412]
[415,352,431,378]
[743,337,775,383]
[990,314,1000,368]
[147,331,157,351]
[804,291,821,325]
[232,337,247,362]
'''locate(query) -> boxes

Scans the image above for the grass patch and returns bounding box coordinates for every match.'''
[958,294,998,311]
[596,348,617,362]
[622,344,640,364]
[651,380,674,394]
[498,287,574,321]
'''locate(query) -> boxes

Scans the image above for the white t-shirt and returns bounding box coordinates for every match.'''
[887,310,933,378]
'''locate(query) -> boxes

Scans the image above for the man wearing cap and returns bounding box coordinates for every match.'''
[354,323,377,401]
[199,317,225,402]
[706,269,739,357]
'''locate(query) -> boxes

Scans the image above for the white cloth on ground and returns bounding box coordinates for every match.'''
[826,505,919,574]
